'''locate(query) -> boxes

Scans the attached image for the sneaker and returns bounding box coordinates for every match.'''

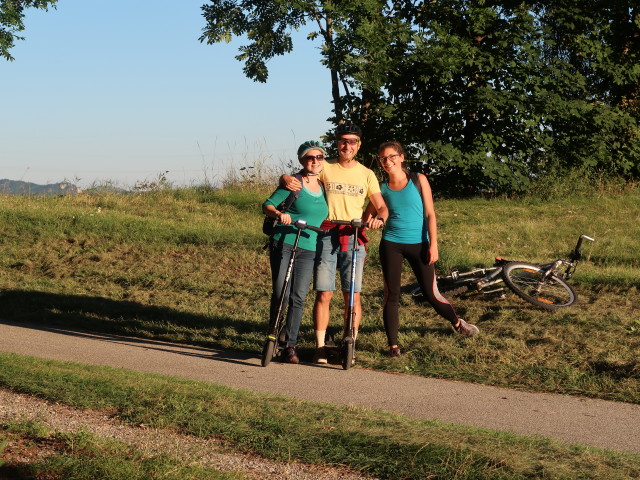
[454,319,480,336]
[282,346,300,364]
[390,346,401,358]
[313,347,328,364]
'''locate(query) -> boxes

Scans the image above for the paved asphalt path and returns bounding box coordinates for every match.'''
[1,320,639,454]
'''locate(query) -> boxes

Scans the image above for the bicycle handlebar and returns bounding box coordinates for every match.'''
[575,234,595,251]
[570,234,595,262]
[579,234,595,244]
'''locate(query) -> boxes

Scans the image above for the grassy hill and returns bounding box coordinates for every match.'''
[1,184,639,479]
[0,185,638,403]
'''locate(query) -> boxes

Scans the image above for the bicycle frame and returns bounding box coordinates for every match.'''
[531,234,595,281]
[345,220,364,341]
[560,234,595,279]
[444,264,505,294]
[266,227,304,343]
[428,234,594,309]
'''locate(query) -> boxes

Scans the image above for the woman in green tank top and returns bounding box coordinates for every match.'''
[262,141,329,364]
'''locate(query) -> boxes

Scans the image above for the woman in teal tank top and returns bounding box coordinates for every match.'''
[372,141,479,358]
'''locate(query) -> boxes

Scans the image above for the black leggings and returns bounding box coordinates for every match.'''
[379,239,459,346]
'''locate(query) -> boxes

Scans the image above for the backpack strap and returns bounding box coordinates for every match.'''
[279,172,304,213]
[408,171,422,198]
[408,171,428,218]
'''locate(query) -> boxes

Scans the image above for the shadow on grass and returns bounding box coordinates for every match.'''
[0,465,30,480]
[0,289,260,364]
[590,359,640,380]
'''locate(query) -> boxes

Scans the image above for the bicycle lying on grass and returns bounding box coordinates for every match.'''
[414,235,595,310]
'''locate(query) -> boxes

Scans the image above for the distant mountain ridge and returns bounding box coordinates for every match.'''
[0,179,82,196]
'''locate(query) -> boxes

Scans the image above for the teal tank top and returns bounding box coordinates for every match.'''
[381,180,429,244]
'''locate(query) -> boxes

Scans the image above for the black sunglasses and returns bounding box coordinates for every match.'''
[301,154,325,161]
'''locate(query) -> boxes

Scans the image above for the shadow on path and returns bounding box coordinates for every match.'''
[0,289,257,367]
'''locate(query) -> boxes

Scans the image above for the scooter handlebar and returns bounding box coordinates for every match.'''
[330,219,369,229]
[287,219,329,234]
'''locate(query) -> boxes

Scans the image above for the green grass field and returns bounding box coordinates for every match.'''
[2,352,640,480]
[1,184,639,478]
[1,186,637,402]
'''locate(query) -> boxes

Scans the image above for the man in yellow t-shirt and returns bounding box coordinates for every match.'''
[283,121,388,364]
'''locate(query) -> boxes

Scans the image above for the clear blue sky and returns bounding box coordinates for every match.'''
[1,0,333,188]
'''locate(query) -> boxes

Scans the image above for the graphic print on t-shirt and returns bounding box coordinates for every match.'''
[326,182,365,197]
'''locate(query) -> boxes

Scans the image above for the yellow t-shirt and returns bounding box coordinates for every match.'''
[319,160,381,221]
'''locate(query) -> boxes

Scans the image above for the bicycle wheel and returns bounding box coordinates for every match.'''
[261,338,276,367]
[341,337,354,370]
[501,262,577,310]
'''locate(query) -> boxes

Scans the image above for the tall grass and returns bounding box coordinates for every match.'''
[0,183,638,403]
[524,168,639,201]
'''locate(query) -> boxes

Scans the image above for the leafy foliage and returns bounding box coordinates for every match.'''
[199,0,390,125]
[0,0,57,61]
[200,1,640,194]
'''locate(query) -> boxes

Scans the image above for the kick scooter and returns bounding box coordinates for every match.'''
[261,219,326,367]
[330,219,368,370]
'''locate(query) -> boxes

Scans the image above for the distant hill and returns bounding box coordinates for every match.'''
[0,179,82,196]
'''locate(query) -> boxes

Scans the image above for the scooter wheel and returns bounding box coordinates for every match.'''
[261,338,276,367]
[341,337,354,370]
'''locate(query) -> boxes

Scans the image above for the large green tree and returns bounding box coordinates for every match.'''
[200,1,640,194]
[199,0,382,121]
[368,2,551,192]
[532,2,640,179]
[347,1,640,192]
[199,0,402,161]
[0,0,57,61]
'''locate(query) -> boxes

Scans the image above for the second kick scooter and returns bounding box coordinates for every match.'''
[330,218,368,370]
